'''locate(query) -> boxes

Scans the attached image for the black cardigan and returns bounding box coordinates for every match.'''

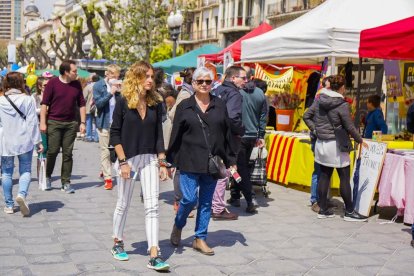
[167,95,236,173]
[110,96,164,159]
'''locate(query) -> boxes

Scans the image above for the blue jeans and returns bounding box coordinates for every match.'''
[310,141,320,204]
[310,162,320,204]
[86,114,98,142]
[412,223,414,240]
[175,171,217,240]
[2,150,33,208]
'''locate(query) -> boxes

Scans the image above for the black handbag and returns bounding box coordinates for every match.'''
[196,113,227,180]
[326,111,353,152]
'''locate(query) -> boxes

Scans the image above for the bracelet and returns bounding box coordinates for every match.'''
[119,161,128,166]
[158,159,170,168]
[80,122,86,124]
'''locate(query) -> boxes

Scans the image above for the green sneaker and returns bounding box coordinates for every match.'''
[147,257,170,271]
[111,241,129,261]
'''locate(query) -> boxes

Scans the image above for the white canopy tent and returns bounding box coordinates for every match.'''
[241,0,414,65]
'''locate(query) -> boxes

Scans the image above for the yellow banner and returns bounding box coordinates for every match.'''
[255,64,293,94]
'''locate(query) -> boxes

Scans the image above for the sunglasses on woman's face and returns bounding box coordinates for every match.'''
[195,79,212,85]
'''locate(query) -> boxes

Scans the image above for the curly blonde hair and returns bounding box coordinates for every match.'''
[121,61,163,109]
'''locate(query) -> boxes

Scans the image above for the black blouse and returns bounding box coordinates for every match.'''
[110,96,164,159]
[167,95,236,173]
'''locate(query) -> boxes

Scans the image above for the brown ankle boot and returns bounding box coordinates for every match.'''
[170,224,182,246]
[192,238,214,255]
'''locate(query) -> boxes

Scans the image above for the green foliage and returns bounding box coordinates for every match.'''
[103,0,169,63]
[150,42,184,63]
[0,41,8,68]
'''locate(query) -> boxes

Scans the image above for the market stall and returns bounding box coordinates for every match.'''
[199,23,272,63]
[152,44,222,74]
[238,1,414,219]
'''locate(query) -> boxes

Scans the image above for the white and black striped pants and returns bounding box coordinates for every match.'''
[112,154,160,251]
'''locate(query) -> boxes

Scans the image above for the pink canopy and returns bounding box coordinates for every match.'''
[200,23,273,62]
[359,16,414,60]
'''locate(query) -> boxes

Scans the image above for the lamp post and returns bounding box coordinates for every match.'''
[82,39,92,71]
[167,10,184,58]
[48,50,56,69]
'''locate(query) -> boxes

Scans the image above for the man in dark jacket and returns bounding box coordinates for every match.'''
[228,66,267,214]
[210,66,246,220]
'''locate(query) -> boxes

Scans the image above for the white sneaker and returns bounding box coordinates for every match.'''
[16,195,30,217]
[3,206,14,214]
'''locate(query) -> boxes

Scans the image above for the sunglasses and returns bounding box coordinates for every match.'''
[195,79,213,85]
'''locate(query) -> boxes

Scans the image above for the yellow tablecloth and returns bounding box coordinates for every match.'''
[384,141,413,149]
[265,132,354,189]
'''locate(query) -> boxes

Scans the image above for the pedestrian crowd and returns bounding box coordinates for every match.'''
[0,60,412,272]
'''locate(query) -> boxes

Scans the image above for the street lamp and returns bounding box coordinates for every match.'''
[82,39,92,70]
[48,50,56,69]
[167,10,184,58]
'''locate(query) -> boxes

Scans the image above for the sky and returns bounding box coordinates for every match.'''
[24,0,57,19]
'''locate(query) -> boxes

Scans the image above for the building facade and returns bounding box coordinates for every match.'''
[0,0,24,41]
[180,0,325,51]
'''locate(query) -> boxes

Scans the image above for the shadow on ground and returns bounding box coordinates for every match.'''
[28,200,64,216]
[128,229,247,260]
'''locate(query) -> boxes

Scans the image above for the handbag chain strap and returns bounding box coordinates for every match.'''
[4,95,26,120]
[196,113,213,158]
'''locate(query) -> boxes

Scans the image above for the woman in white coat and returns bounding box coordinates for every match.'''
[1,72,43,216]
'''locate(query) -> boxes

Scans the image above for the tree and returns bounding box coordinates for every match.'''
[150,42,184,63]
[0,41,8,68]
[103,0,169,63]
[17,33,50,68]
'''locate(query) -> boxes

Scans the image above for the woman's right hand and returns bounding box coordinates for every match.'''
[120,162,131,179]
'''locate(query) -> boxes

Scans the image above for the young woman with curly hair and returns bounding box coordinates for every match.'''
[109,61,170,271]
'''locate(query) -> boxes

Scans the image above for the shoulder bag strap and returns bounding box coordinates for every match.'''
[4,95,26,120]
[196,113,213,158]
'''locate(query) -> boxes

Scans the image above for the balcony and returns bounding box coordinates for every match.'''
[180,28,219,44]
[219,16,256,33]
[201,0,219,7]
[267,0,325,18]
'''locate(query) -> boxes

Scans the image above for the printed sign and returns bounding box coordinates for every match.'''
[384,60,403,101]
[351,141,388,217]
[254,64,294,94]
[223,51,233,71]
[197,56,205,68]
[339,63,384,123]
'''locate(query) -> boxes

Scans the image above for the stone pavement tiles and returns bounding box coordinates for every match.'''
[1,140,414,275]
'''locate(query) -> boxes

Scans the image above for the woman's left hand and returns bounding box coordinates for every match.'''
[159,166,168,181]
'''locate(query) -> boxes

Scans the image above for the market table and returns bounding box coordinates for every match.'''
[377,152,414,224]
[264,131,413,189]
[264,131,355,189]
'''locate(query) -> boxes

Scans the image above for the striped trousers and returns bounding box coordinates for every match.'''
[112,154,160,251]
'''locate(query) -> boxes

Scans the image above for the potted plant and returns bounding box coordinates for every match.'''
[268,90,303,131]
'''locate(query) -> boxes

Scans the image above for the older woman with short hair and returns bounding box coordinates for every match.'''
[168,67,236,255]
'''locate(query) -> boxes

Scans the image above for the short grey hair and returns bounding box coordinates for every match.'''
[192,67,214,81]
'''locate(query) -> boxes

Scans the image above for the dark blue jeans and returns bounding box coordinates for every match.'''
[86,114,98,142]
[310,140,320,204]
[175,171,217,240]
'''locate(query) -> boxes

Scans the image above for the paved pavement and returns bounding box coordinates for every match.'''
[1,140,414,276]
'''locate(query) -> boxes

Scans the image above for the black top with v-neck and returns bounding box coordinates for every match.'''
[167,94,236,173]
[110,96,164,159]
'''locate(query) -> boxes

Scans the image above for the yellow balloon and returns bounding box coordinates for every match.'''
[26,74,38,89]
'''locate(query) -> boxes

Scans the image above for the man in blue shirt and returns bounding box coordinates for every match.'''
[363,95,388,139]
